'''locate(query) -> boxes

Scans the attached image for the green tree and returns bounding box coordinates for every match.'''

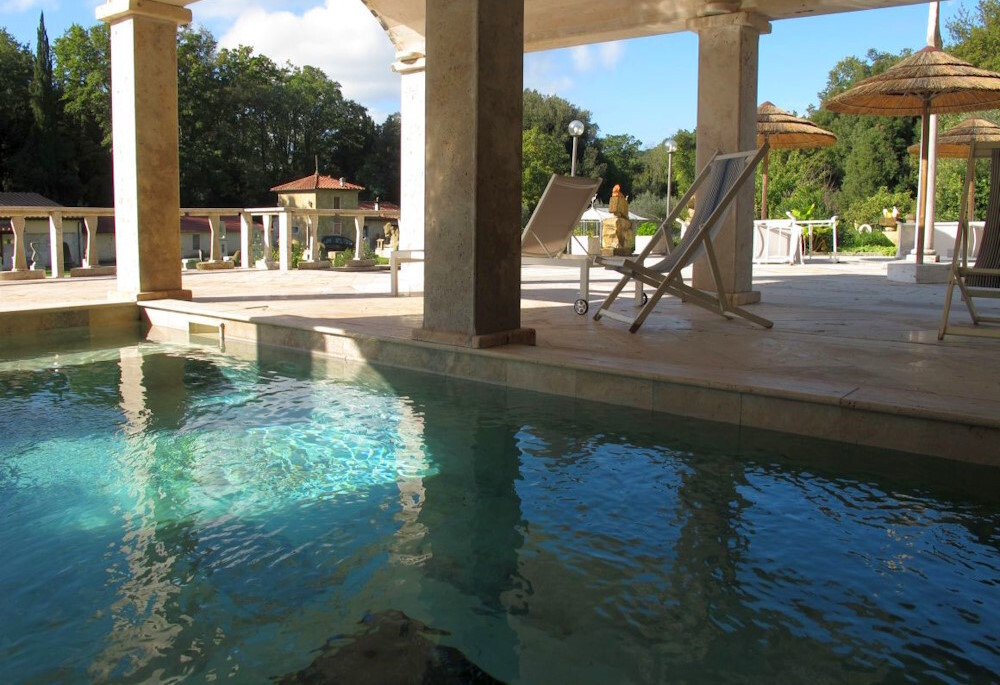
[949,0,1000,71]
[598,133,643,197]
[53,23,112,204]
[0,30,33,191]
[18,13,80,202]
[176,27,224,205]
[522,89,601,179]
[521,126,568,213]
[359,113,401,202]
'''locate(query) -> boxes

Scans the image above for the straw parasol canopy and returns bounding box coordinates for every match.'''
[906,118,1000,222]
[824,46,1000,116]
[906,117,1000,158]
[756,102,837,219]
[824,46,1000,263]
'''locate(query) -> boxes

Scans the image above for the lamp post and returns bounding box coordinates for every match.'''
[568,119,585,176]
[665,138,676,216]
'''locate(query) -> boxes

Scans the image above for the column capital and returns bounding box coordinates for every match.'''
[96,0,192,26]
[687,11,771,35]
[392,51,426,75]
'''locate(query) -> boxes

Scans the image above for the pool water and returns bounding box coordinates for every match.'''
[1,341,999,684]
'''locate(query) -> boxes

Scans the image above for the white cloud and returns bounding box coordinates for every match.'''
[598,42,624,69]
[570,46,592,72]
[524,53,574,95]
[207,0,400,112]
[566,41,625,74]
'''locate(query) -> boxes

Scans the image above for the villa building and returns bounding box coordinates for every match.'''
[271,173,400,251]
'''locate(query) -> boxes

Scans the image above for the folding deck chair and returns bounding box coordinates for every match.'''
[390,174,600,304]
[521,174,603,314]
[939,141,1000,339]
[593,146,772,333]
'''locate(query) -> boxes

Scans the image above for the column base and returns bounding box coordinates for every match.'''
[195,260,236,271]
[0,270,46,282]
[297,260,331,270]
[122,289,193,302]
[887,262,950,284]
[413,326,536,349]
[726,290,761,306]
[905,250,940,263]
[71,266,117,278]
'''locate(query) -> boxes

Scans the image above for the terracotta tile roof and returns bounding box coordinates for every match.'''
[270,174,365,192]
[359,200,400,216]
[0,192,62,208]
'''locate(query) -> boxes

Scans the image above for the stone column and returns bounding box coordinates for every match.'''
[239,212,251,268]
[306,212,320,261]
[83,216,99,267]
[207,215,222,262]
[277,211,292,271]
[48,212,64,277]
[10,215,27,271]
[97,0,192,301]
[393,55,426,252]
[263,214,273,253]
[688,12,770,305]
[418,0,534,349]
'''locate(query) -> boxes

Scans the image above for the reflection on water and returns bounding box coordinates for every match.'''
[0,341,998,684]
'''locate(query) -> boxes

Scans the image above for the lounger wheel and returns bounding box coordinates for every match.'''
[641,293,649,305]
[574,299,589,315]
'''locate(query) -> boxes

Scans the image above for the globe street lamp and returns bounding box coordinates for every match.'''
[665,138,676,216]
[568,119,585,176]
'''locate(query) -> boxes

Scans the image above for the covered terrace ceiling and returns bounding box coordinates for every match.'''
[358,0,929,54]
[164,0,929,55]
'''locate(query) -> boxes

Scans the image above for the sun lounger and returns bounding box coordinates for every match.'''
[520,174,603,313]
[940,142,1000,339]
[594,146,772,332]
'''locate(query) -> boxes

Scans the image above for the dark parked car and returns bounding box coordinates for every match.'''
[320,234,355,253]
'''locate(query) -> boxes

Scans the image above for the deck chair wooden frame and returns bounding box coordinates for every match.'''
[594,146,772,333]
[939,141,1000,340]
[520,174,602,314]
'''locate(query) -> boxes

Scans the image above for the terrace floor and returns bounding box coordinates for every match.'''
[1,256,998,463]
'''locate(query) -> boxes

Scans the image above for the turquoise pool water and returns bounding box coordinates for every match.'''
[1,341,999,684]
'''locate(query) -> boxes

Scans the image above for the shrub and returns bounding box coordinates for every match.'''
[842,187,913,230]
[637,221,659,236]
[270,241,305,268]
[851,229,894,248]
[806,226,837,253]
[629,191,667,222]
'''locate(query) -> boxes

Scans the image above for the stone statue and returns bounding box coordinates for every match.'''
[384,222,399,250]
[601,185,635,256]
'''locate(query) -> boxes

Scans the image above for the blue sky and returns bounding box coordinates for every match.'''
[1,0,978,148]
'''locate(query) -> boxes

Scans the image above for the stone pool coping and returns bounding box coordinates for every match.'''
[131,298,999,465]
[2,259,998,465]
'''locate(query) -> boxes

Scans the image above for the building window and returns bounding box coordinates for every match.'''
[192,234,201,251]
[333,197,341,209]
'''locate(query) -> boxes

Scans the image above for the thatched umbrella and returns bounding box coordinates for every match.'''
[824,46,1000,263]
[756,102,837,219]
[907,118,1000,219]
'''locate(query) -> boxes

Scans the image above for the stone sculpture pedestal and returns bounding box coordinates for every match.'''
[601,217,635,256]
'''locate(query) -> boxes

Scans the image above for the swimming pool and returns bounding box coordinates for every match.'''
[1,341,998,683]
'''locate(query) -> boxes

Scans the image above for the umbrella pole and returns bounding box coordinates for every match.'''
[969,174,976,222]
[761,146,770,220]
[915,105,930,264]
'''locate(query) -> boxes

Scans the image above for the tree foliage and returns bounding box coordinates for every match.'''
[1,21,390,208]
[4,0,1000,231]
[0,29,33,192]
